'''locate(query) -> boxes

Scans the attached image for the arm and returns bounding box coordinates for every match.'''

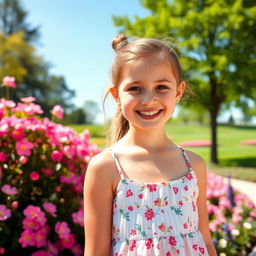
[83,152,114,256]
[194,156,217,256]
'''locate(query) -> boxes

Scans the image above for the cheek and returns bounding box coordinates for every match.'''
[120,94,137,107]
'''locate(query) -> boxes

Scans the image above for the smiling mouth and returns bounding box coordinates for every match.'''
[136,110,163,119]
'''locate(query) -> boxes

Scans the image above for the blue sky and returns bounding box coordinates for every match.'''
[23,0,150,109]
[23,0,248,123]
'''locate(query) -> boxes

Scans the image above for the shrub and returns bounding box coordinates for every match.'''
[0,96,100,255]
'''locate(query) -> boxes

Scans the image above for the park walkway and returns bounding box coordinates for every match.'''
[223,177,256,206]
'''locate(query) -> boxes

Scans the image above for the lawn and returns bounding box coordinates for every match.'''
[70,123,256,182]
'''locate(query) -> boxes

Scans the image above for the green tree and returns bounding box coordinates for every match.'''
[0,0,75,115]
[113,0,256,163]
[0,0,39,42]
[63,107,87,124]
[83,100,100,124]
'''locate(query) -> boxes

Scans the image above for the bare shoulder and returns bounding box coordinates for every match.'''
[83,150,116,254]
[183,149,207,177]
[85,150,116,184]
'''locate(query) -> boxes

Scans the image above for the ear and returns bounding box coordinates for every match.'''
[175,81,186,103]
[109,87,120,103]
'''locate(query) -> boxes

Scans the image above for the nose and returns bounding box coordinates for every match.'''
[141,90,156,105]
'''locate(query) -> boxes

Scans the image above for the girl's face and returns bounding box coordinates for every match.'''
[111,54,185,131]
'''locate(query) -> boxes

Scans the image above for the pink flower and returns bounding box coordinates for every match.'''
[0,248,5,254]
[11,200,19,209]
[18,229,35,247]
[24,205,41,219]
[144,208,155,220]
[42,168,53,176]
[31,250,49,256]
[47,241,59,256]
[19,156,28,164]
[0,152,8,162]
[0,123,9,136]
[11,126,25,140]
[34,229,47,248]
[51,105,64,119]
[0,205,11,221]
[128,206,133,211]
[168,235,177,246]
[172,187,179,194]
[63,145,75,158]
[146,184,157,192]
[138,194,143,199]
[126,189,133,197]
[43,202,57,217]
[145,238,153,250]
[23,218,40,230]
[2,76,16,88]
[51,150,63,162]
[30,171,40,181]
[16,138,34,156]
[21,96,36,103]
[72,209,83,226]
[71,243,83,256]
[1,184,18,195]
[158,223,166,232]
[61,233,75,249]
[55,221,70,239]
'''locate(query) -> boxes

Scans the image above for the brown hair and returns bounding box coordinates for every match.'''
[103,34,187,146]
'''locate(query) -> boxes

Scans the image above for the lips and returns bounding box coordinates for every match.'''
[136,109,163,119]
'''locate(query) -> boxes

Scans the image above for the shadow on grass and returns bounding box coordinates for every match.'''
[220,124,256,130]
[219,157,256,167]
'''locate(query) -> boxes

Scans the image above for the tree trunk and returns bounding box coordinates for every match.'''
[209,76,219,164]
[210,108,218,164]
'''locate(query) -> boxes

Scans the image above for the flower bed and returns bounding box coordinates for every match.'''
[207,172,256,255]
[179,140,211,147]
[240,139,256,146]
[0,94,100,255]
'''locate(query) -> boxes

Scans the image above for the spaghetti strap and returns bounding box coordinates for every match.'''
[105,148,125,179]
[178,146,193,171]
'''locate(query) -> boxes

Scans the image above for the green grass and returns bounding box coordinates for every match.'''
[70,123,256,182]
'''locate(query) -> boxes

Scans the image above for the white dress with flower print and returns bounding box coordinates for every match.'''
[107,146,209,256]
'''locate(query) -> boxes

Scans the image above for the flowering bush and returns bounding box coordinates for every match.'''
[0,94,100,255]
[207,172,256,255]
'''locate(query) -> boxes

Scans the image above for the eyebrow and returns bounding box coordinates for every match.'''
[125,79,174,87]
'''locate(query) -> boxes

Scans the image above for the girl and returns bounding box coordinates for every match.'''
[83,34,217,256]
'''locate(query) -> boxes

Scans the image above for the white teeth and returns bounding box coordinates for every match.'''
[139,110,159,116]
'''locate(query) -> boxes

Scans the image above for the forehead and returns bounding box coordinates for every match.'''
[118,54,177,86]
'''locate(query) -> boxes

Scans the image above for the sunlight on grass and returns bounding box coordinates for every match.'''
[71,123,256,182]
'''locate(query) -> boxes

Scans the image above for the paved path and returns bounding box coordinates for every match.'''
[223,177,256,206]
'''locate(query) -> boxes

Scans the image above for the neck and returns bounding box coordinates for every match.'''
[120,125,175,152]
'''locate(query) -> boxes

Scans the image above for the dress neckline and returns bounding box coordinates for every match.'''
[119,168,195,186]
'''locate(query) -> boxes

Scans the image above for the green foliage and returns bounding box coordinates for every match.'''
[62,108,87,124]
[83,100,100,124]
[0,31,39,82]
[0,0,75,116]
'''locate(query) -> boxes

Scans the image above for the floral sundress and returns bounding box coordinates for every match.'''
[108,146,209,256]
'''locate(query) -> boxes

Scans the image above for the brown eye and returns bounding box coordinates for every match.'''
[128,86,141,91]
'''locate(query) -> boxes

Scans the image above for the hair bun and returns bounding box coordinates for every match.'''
[112,34,128,51]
